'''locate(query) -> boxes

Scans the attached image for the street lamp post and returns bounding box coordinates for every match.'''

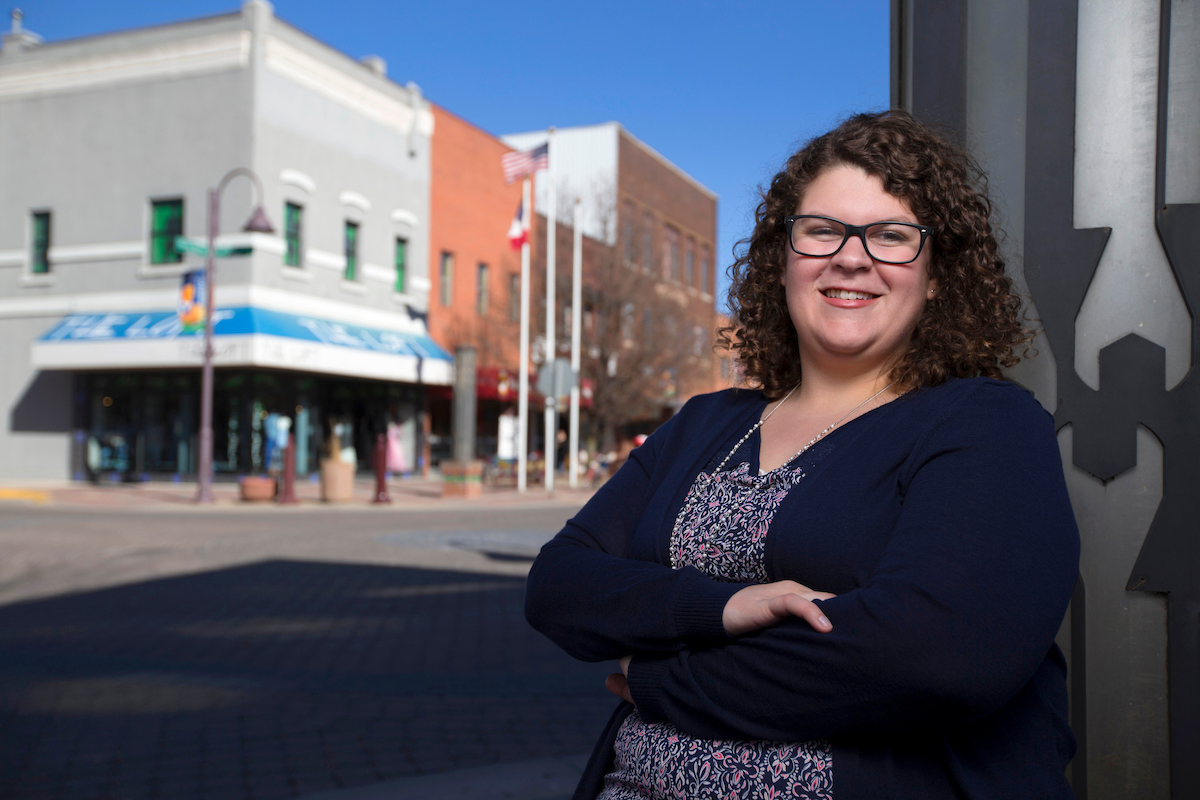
[195,168,274,504]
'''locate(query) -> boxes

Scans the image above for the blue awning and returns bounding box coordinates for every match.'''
[33,306,453,385]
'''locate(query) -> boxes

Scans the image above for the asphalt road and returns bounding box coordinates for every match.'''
[0,501,618,800]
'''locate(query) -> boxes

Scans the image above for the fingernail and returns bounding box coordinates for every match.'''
[818,616,831,628]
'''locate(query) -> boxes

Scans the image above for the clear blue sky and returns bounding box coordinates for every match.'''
[14,0,891,307]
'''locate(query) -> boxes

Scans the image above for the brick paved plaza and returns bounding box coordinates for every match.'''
[0,484,615,800]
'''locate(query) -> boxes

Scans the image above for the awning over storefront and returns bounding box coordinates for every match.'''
[32,307,453,385]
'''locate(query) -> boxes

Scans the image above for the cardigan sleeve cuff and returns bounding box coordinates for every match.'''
[670,568,745,644]
[626,654,671,723]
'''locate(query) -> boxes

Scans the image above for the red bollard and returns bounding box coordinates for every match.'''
[373,432,390,504]
[278,431,298,505]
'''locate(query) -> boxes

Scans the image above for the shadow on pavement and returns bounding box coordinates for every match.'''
[0,560,616,800]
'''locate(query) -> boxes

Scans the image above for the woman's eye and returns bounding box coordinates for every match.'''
[870,228,913,246]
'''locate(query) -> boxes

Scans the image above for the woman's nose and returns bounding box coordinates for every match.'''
[832,233,874,270]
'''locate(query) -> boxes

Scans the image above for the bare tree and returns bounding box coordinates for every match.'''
[530,187,716,450]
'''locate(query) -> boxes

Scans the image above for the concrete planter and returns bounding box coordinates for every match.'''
[239,475,277,502]
[320,458,354,502]
[441,459,484,498]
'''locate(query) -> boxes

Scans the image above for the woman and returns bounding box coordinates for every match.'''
[525,110,1079,800]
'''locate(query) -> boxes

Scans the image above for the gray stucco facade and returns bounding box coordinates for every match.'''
[0,1,439,481]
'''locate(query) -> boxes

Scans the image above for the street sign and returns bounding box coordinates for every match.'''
[174,236,253,259]
[535,358,576,400]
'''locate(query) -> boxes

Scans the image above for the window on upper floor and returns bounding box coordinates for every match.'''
[642,213,654,272]
[31,211,50,274]
[662,227,680,281]
[684,241,695,287]
[700,245,711,295]
[477,262,490,315]
[150,198,184,264]
[284,202,303,267]
[439,251,454,306]
[343,220,359,281]
[395,237,408,293]
[621,302,635,342]
[622,204,635,266]
[509,273,520,321]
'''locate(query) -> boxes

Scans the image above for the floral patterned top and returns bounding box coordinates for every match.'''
[597,446,834,800]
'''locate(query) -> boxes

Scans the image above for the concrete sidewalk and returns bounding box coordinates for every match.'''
[0,474,596,512]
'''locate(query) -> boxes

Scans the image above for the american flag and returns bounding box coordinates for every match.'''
[501,142,549,184]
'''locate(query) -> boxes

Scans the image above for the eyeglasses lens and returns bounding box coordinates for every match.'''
[791,218,923,264]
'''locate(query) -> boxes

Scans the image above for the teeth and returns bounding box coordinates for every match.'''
[823,289,877,300]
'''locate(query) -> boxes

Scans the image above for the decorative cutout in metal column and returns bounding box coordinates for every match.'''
[1025,1,1199,796]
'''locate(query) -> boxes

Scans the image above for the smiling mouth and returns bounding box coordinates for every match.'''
[822,289,880,300]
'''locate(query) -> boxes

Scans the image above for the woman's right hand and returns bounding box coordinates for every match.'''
[722,580,836,636]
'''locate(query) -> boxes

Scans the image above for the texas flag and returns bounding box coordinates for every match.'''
[507,203,528,250]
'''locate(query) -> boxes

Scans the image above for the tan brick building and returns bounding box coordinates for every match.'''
[502,123,722,448]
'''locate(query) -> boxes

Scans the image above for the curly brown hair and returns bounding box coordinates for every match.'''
[719,110,1030,399]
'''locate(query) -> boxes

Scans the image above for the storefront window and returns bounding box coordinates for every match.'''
[80,370,416,479]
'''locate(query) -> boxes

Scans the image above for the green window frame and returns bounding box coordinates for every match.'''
[439,251,454,307]
[344,220,359,281]
[150,199,184,264]
[31,211,50,274]
[284,202,303,267]
[394,237,407,293]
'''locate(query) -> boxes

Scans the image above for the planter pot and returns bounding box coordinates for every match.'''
[320,458,355,502]
[441,459,485,498]
[240,475,277,502]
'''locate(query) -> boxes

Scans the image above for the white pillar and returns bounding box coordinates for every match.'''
[569,197,583,489]
[544,128,557,492]
[517,176,531,492]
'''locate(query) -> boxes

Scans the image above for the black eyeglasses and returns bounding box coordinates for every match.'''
[784,215,933,265]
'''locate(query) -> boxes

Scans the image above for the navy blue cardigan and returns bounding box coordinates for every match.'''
[526,378,1080,799]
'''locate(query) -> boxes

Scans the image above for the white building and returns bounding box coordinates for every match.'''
[0,2,448,481]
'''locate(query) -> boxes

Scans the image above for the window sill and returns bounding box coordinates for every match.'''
[280,265,312,282]
[339,280,366,295]
[18,273,56,288]
[136,263,194,279]
[391,291,415,304]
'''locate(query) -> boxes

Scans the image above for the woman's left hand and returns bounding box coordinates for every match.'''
[605,655,634,705]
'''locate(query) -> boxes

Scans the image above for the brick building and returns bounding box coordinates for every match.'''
[426,104,525,463]
[502,123,721,448]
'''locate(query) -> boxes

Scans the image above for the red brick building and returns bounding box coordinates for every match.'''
[427,104,524,461]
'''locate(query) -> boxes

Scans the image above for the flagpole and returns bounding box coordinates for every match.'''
[544,127,557,492]
[517,176,531,492]
[568,197,582,489]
